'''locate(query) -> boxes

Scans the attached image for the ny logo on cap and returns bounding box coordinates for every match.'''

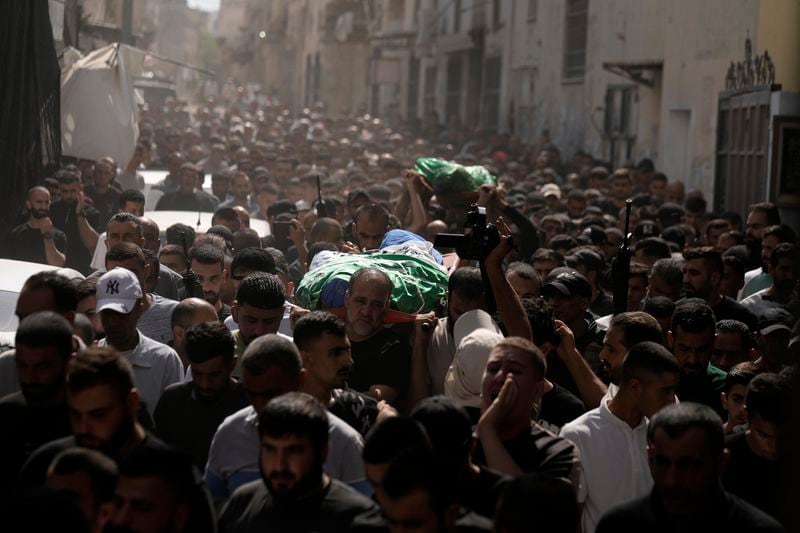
[106,280,120,295]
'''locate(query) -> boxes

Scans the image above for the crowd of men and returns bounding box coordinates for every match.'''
[0,92,797,533]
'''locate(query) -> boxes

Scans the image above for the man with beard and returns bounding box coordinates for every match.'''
[668,302,727,418]
[560,342,679,533]
[598,312,664,400]
[742,202,781,277]
[742,244,798,319]
[741,224,796,299]
[681,247,757,331]
[154,322,248,468]
[596,403,783,532]
[217,392,375,532]
[344,268,410,405]
[49,170,102,274]
[5,186,67,266]
[84,157,120,226]
[205,335,366,503]
[189,244,231,321]
[20,347,169,487]
[0,313,75,498]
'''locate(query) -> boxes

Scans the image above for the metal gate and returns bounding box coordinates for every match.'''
[713,35,777,217]
[714,88,772,217]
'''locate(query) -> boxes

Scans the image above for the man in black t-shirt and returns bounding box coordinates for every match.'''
[155,163,217,212]
[154,322,248,468]
[474,337,581,486]
[668,302,727,419]
[5,186,67,266]
[49,170,102,274]
[218,393,375,532]
[596,403,783,533]
[0,313,75,498]
[20,347,168,488]
[411,396,509,519]
[344,268,410,405]
[723,373,790,524]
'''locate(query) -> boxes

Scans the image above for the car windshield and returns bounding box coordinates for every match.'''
[0,290,21,332]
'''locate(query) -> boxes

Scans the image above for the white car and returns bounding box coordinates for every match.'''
[143,211,271,238]
[0,259,59,335]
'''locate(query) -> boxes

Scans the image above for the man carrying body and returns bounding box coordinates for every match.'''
[344,268,410,405]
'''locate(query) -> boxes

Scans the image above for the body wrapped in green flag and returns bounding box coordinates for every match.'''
[414,157,496,194]
[295,253,449,314]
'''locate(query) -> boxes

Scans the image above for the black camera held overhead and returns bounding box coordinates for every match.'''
[434,204,512,315]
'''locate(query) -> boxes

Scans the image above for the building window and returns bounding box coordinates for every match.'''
[528,0,538,21]
[408,58,420,119]
[445,56,463,124]
[493,0,502,29]
[481,56,502,129]
[453,0,462,33]
[423,65,437,116]
[563,0,588,82]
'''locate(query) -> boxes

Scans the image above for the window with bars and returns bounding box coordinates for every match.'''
[446,57,463,122]
[563,0,588,82]
[481,56,502,129]
[528,0,538,21]
[423,65,437,116]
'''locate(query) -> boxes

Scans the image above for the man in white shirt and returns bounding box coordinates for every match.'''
[204,334,366,504]
[741,243,797,319]
[560,341,680,533]
[95,268,184,416]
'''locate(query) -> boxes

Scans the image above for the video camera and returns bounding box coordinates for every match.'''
[434,204,512,315]
[433,205,507,260]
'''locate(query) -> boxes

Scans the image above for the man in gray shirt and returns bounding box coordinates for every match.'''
[96,267,183,416]
[105,242,178,344]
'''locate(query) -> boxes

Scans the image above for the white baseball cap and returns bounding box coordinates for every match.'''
[444,310,504,407]
[96,267,143,314]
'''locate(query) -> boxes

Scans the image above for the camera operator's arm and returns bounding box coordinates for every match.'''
[486,218,532,341]
[403,170,428,236]
[554,320,607,409]
[500,202,539,262]
[407,312,438,409]
[289,219,308,274]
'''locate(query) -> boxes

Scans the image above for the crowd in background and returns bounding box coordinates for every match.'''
[0,90,797,533]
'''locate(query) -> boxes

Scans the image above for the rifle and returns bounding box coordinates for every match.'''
[612,199,633,315]
[314,173,329,218]
[180,231,204,299]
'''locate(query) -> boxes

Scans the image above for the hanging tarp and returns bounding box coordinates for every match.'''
[61,43,144,168]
